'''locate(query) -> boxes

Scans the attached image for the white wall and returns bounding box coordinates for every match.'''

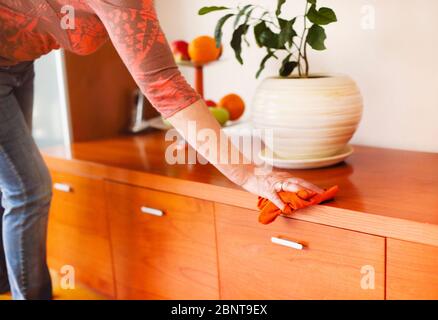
[33,51,70,149]
[156,0,438,153]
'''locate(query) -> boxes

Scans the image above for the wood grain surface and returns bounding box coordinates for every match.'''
[43,131,438,246]
[387,238,438,300]
[105,181,219,299]
[215,203,385,300]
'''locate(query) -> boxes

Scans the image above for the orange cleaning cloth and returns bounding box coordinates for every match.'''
[257,186,339,225]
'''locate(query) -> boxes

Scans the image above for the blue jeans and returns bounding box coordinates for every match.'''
[0,61,52,300]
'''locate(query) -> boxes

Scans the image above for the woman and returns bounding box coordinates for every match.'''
[0,0,322,300]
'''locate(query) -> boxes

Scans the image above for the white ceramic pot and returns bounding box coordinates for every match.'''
[252,74,363,159]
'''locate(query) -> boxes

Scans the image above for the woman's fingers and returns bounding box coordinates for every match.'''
[242,169,323,211]
[269,192,286,211]
[274,178,324,194]
[273,181,283,192]
[280,182,302,193]
[286,177,324,194]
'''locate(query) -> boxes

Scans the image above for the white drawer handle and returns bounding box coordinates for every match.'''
[271,237,304,250]
[140,206,164,217]
[53,183,72,193]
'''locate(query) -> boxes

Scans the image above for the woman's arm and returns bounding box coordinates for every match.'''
[168,100,323,210]
[88,0,323,209]
[87,0,200,118]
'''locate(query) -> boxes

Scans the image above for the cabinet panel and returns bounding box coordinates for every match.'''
[105,181,219,299]
[215,203,385,300]
[48,171,115,297]
[387,238,438,300]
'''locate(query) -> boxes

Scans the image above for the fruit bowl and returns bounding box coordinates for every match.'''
[145,116,242,132]
[172,36,224,98]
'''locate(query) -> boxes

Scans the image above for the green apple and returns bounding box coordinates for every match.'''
[162,117,172,128]
[209,107,230,126]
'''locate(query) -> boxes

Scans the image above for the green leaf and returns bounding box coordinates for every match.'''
[279,54,298,77]
[306,24,327,50]
[276,0,287,16]
[214,14,234,48]
[254,22,285,49]
[198,6,229,16]
[234,4,253,28]
[242,8,255,27]
[254,22,266,47]
[307,0,317,5]
[307,5,337,25]
[278,18,297,48]
[256,50,278,79]
[231,24,249,64]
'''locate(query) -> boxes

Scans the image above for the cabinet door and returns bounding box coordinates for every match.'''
[387,238,438,300]
[105,181,219,299]
[215,203,385,300]
[48,171,115,297]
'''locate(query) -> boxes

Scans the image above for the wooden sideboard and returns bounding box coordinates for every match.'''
[42,131,438,300]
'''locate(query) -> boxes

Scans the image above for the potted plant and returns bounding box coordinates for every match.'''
[199,0,363,161]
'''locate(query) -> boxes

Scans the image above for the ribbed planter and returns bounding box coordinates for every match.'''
[252,74,363,160]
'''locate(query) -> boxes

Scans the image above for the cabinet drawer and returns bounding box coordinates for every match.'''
[215,203,385,300]
[51,170,104,203]
[48,171,115,297]
[387,239,438,300]
[105,181,219,299]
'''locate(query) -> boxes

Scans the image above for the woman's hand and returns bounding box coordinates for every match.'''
[239,166,324,211]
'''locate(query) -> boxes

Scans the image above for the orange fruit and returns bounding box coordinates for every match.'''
[188,36,221,64]
[218,94,245,121]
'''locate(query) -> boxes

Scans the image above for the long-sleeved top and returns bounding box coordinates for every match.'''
[0,0,201,117]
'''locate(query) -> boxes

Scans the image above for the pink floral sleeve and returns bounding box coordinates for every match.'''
[87,0,201,118]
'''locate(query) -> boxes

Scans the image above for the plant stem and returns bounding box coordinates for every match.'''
[250,6,281,30]
[292,41,305,59]
[297,1,309,77]
[304,40,309,76]
[248,17,278,29]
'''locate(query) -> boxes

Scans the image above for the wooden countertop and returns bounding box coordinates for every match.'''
[43,131,438,247]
